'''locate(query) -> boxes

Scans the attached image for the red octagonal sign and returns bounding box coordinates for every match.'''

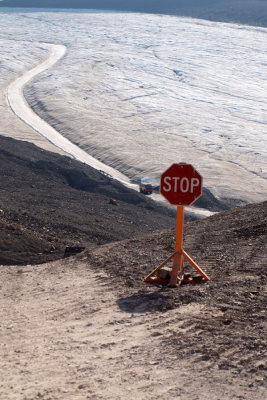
[160,163,202,206]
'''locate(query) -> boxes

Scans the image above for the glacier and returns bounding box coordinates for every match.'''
[0,9,266,205]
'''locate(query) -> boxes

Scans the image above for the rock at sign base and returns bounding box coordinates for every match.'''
[156,267,172,280]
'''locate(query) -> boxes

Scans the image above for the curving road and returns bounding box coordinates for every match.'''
[7,42,133,188]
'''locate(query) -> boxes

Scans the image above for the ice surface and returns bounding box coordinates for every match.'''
[7,42,133,186]
[0,9,266,204]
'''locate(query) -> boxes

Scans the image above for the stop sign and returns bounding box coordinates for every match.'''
[160,163,202,206]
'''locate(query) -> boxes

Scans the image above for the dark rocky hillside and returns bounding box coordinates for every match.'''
[0,135,177,265]
[0,135,265,270]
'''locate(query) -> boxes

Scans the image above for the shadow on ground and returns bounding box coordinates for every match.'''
[116,291,171,313]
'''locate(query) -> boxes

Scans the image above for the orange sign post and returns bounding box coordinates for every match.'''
[168,205,185,286]
[144,163,210,287]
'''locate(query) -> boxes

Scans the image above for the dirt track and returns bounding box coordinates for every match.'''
[0,248,266,400]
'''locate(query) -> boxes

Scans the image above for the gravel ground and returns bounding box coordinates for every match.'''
[0,135,266,399]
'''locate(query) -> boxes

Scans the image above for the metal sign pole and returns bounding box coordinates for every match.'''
[168,206,185,287]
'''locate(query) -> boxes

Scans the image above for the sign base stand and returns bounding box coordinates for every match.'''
[144,206,210,287]
[144,250,210,286]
